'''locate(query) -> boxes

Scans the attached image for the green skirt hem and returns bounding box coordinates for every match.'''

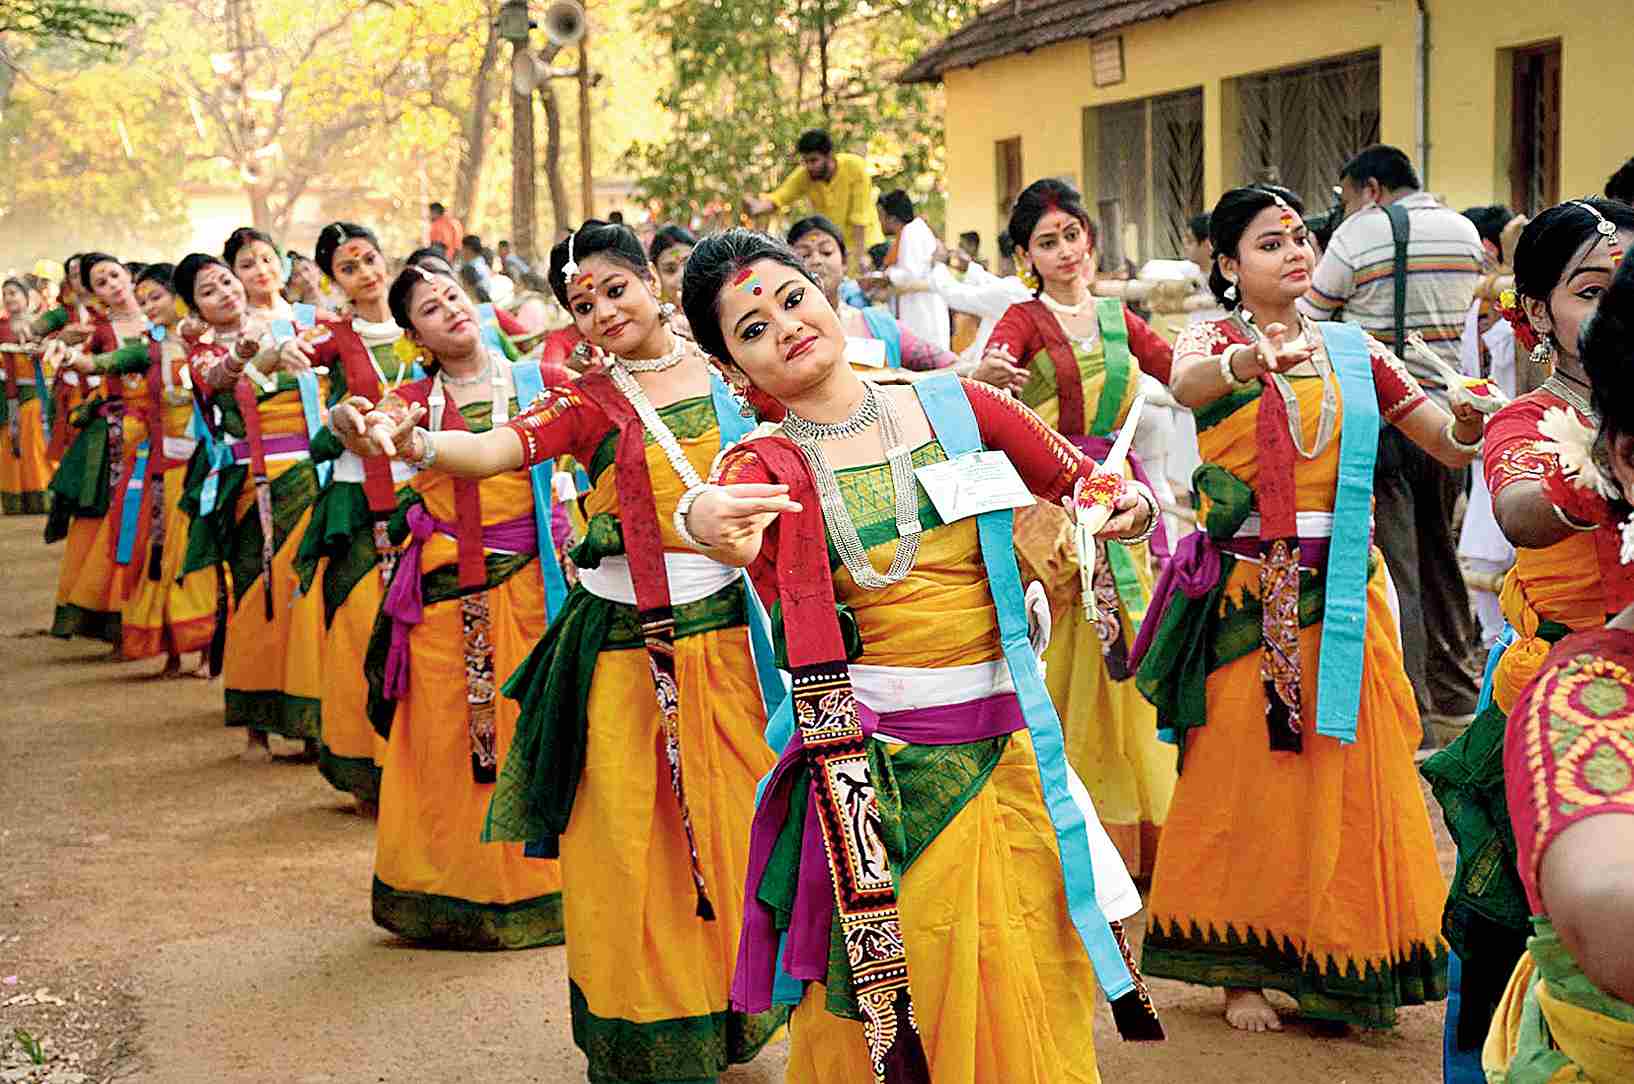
[317,746,381,804]
[370,876,564,950]
[2,490,47,515]
[570,980,786,1084]
[223,689,321,740]
[1142,917,1448,1029]
[51,603,121,644]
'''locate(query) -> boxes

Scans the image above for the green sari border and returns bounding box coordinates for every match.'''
[51,603,121,644]
[317,745,381,805]
[371,876,564,951]
[568,980,786,1084]
[224,689,321,740]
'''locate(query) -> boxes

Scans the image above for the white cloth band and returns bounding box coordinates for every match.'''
[575,551,740,607]
[163,436,198,460]
[1233,511,1336,540]
[332,449,417,485]
[853,658,1016,717]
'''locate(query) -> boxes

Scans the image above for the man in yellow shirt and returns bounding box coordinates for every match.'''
[743,129,885,274]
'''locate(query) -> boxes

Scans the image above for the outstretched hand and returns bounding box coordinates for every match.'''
[685,483,802,552]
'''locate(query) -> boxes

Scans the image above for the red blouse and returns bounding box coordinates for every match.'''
[987,299,1174,385]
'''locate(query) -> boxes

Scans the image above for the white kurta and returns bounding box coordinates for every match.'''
[1456,300,1517,647]
[930,263,1034,364]
[885,217,951,351]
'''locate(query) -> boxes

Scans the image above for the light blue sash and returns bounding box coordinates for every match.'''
[115,442,150,564]
[912,371,1135,1000]
[270,312,330,488]
[1312,321,1378,744]
[1476,624,1517,715]
[476,303,506,354]
[707,371,793,740]
[510,358,570,622]
[859,306,903,368]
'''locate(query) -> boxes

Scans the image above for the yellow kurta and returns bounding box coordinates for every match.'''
[0,353,52,513]
[1141,372,1449,1027]
[219,389,324,738]
[372,402,563,948]
[779,442,1101,1084]
[559,398,781,1079]
[53,369,147,643]
[1016,331,1173,877]
[120,347,219,660]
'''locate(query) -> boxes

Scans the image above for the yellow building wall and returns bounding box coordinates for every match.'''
[938,0,1630,253]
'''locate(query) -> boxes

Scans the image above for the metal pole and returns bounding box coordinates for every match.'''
[578,23,593,220]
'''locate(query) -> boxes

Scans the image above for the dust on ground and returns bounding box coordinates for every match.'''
[0,514,1456,1082]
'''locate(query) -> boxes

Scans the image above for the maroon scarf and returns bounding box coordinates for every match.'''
[332,324,400,516]
[1012,299,1088,435]
[1254,367,1304,751]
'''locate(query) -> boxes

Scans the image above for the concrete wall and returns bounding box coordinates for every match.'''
[936,0,1626,254]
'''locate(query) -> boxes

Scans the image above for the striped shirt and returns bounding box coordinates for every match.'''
[1300,192,1483,399]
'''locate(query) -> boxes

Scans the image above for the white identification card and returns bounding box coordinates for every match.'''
[915,451,1034,523]
[845,336,888,368]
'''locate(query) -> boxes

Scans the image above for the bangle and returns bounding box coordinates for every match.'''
[1551,503,1598,533]
[672,482,716,550]
[407,426,438,471]
[1124,487,1161,545]
[1445,417,1483,454]
[1219,346,1255,389]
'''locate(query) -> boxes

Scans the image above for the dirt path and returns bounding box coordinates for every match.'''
[0,513,1455,1083]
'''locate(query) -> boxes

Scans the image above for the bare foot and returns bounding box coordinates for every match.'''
[1224,988,1283,1033]
[188,653,214,679]
[354,798,379,819]
[157,654,182,679]
[240,731,274,765]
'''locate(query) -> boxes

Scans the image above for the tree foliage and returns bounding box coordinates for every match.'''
[622,0,973,226]
[0,0,134,52]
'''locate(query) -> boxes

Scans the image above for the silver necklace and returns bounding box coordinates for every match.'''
[441,357,493,386]
[1542,372,1597,422]
[1236,310,1337,460]
[614,331,686,373]
[783,382,922,590]
[605,361,704,489]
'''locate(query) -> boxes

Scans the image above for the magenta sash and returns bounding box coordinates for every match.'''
[228,431,309,464]
[380,504,537,698]
[1071,434,1171,566]
[732,691,1028,1014]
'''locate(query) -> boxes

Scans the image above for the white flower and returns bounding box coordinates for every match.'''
[1536,405,1619,498]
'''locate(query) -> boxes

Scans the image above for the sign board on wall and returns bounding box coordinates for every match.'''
[1092,36,1125,87]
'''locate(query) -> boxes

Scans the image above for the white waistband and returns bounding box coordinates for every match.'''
[163,436,197,460]
[1233,511,1335,540]
[851,658,1015,718]
[332,449,417,485]
[576,552,741,607]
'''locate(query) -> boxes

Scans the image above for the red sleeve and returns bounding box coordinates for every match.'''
[1484,393,1560,497]
[90,319,117,353]
[494,308,526,336]
[537,361,575,386]
[1363,335,1430,426]
[712,440,783,605]
[986,303,1039,361]
[1124,310,1173,385]
[541,327,582,368]
[503,381,612,467]
[965,378,1092,501]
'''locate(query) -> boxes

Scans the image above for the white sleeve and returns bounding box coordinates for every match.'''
[930,264,1022,320]
[885,223,936,287]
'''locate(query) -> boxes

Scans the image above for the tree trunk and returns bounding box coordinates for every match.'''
[510,44,537,263]
[540,82,570,239]
[453,1,502,225]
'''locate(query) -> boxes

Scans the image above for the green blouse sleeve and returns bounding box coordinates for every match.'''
[92,339,151,375]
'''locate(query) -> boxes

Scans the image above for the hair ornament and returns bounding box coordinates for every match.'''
[1495,287,1541,353]
[563,228,579,278]
[1572,200,1624,265]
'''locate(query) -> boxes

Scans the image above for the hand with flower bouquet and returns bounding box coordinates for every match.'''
[1064,394,1150,621]
[1402,330,1509,418]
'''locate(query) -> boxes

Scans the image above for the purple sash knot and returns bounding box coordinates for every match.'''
[380,504,538,699]
[731,692,1028,1014]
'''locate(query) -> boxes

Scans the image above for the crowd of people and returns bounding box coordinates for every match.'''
[3,129,1633,1084]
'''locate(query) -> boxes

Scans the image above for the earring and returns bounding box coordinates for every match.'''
[732,382,756,418]
[1224,279,1238,303]
[659,301,677,322]
[1620,509,1634,565]
[1530,339,1554,371]
[1017,263,1039,291]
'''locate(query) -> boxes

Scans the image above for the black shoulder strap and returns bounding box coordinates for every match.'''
[1383,202,1411,351]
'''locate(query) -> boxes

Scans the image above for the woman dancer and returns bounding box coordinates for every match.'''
[287,221,418,806]
[340,222,784,1080]
[678,229,1161,1084]
[48,253,150,644]
[788,215,957,375]
[1134,184,1478,1032]
[226,227,296,323]
[176,250,326,759]
[650,224,696,338]
[983,179,1177,876]
[0,278,53,514]
[1422,197,1634,1074]
[116,263,219,673]
[1482,242,1634,1083]
[323,262,563,947]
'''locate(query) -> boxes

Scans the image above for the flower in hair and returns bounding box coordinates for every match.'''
[1537,405,1618,498]
[1495,288,1540,353]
